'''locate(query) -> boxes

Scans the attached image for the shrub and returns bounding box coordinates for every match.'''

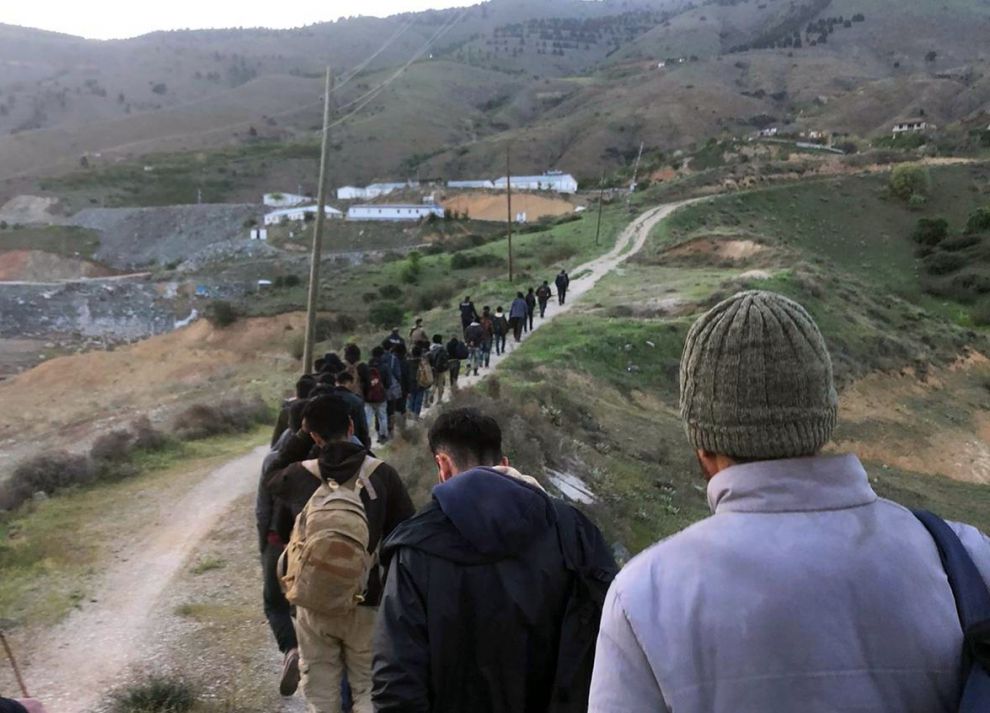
[907,193,927,211]
[401,251,423,284]
[940,234,982,252]
[415,284,457,312]
[0,452,94,510]
[369,301,405,329]
[924,251,967,275]
[912,217,949,246]
[204,300,237,328]
[889,164,931,201]
[966,206,990,234]
[334,314,358,333]
[379,284,403,300]
[972,299,990,327]
[451,253,504,270]
[90,430,134,463]
[110,675,195,713]
[283,274,302,288]
[172,397,271,440]
[131,416,170,451]
[314,317,333,342]
[362,291,379,303]
[288,334,305,360]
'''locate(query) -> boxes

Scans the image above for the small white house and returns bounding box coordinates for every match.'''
[347,204,445,222]
[263,205,343,226]
[892,119,928,135]
[249,228,269,241]
[447,180,496,189]
[337,181,420,201]
[337,186,368,200]
[263,192,311,207]
[492,171,578,194]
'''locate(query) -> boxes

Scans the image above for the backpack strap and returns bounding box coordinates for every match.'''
[913,509,990,712]
[356,456,384,501]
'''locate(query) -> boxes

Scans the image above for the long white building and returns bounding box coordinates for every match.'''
[337,181,421,201]
[347,204,445,222]
[447,180,496,189]
[492,171,578,194]
[264,205,343,226]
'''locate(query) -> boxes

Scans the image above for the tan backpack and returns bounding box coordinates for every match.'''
[278,456,382,616]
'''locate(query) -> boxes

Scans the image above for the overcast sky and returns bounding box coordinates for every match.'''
[1,1,476,40]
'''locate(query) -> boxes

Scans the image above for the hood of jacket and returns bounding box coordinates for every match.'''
[384,467,557,565]
[316,441,369,484]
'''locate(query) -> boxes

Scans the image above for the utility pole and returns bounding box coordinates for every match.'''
[594,170,605,247]
[303,67,334,375]
[629,141,645,201]
[506,145,514,282]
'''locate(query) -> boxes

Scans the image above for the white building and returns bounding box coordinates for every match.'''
[892,119,928,135]
[249,228,269,241]
[492,171,578,194]
[337,181,421,201]
[347,204,445,222]
[263,205,343,226]
[447,180,496,189]
[263,192,311,207]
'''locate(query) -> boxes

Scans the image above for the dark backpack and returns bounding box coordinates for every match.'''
[455,341,470,360]
[913,510,990,713]
[431,347,450,373]
[366,367,387,403]
[547,500,618,713]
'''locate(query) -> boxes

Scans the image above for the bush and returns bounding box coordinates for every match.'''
[966,206,990,234]
[379,284,403,299]
[451,253,504,270]
[110,675,195,713]
[288,334,305,360]
[401,251,423,285]
[912,217,949,246]
[924,251,967,275]
[415,284,457,312]
[90,430,134,463]
[172,397,271,440]
[362,291,379,303]
[204,300,237,328]
[0,452,94,510]
[972,299,990,327]
[131,416,170,451]
[334,314,358,333]
[907,193,927,211]
[889,164,931,201]
[368,300,405,329]
[940,234,982,252]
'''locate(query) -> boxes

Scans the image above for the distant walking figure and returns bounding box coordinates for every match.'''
[535,281,552,318]
[458,297,479,337]
[509,293,528,343]
[555,269,570,305]
[524,288,536,332]
[492,307,508,355]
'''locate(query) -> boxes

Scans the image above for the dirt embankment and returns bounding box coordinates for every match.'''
[0,249,114,281]
[441,191,576,222]
[0,313,304,479]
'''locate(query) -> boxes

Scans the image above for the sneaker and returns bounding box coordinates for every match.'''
[280,648,300,696]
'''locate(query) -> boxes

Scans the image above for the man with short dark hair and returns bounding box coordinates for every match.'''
[332,371,371,449]
[589,290,990,713]
[271,374,317,447]
[373,408,616,713]
[267,395,414,713]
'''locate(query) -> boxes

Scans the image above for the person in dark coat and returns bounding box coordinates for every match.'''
[0,699,45,713]
[492,307,509,355]
[508,292,528,343]
[555,269,570,305]
[524,288,537,332]
[266,395,415,712]
[271,374,317,447]
[372,408,617,713]
[383,328,406,352]
[445,335,468,391]
[535,281,553,318]
[458,297,479,336]
[332,372,372,449]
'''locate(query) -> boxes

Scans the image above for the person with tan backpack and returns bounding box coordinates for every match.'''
[266,394,414,713]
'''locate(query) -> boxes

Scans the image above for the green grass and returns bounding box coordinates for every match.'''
[190,556,227,575]
[0,427,267,628]
[0,225,102,259]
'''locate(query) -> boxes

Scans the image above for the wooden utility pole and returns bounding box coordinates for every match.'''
[594,170,606,246]
[629,141,645,200]
[506,146,514,282]
[303,68,334,374]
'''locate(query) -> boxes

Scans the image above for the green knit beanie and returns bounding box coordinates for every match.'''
[679,290,838,460]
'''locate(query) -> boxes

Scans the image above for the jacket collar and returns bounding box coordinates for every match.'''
[707,454,877,515]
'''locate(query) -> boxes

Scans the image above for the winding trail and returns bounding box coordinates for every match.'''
[14,199,694,712]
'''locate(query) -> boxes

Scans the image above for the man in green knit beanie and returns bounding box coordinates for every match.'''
[590,290,990,713]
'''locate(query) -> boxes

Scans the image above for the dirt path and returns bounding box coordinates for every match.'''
[452,199,696,394]
[19,446,269,713]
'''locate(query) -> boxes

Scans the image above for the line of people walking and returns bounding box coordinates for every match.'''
[253,287,990,713]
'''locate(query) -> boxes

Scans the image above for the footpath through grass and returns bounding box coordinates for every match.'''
[0,427,268,629]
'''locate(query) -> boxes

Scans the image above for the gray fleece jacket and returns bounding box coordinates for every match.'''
[589,454,990,712]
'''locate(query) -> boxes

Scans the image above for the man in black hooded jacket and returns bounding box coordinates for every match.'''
[372,408,617,713]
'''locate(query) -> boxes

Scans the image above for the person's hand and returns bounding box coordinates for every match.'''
[15,699,48,713]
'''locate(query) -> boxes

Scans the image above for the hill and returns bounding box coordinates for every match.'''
[1,0,989,199]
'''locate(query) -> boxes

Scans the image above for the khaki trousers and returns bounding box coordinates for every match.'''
[295,606,377,713]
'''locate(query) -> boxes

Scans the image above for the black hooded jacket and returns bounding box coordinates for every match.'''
[372,468,616,713]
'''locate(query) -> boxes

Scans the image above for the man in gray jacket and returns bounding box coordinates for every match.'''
[589,290,990,713]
